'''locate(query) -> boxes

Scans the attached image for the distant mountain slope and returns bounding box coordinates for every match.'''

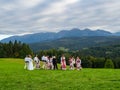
[1,28,113,43]
[1,32,56,43]
[29,36,120,51]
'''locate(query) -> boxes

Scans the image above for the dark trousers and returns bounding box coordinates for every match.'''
[53,63,58,70]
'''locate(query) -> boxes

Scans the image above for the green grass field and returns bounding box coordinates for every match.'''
[0,58,120,90]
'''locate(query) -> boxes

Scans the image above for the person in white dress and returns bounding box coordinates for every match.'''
[28,55,34,70]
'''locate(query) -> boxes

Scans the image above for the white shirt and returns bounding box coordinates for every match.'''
[42,56,45,61]
[24,57,29,62]
[34,57,39,62]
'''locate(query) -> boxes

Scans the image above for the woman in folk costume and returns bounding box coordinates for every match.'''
[72,56,75,68]
[34,55,40,69]
[69,57,74,70]
[46,56,50,69]
[61,55,66,70]
[76,56,82,70]
[49,56,53,70]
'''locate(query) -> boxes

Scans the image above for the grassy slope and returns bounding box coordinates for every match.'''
[0,58,120,90]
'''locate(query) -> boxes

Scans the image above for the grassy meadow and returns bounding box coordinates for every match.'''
[0,58,120,90]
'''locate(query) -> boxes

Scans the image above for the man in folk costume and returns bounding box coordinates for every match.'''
[34,55,40,69]
[41,55,47,69]
[61,55,66,70]
[52,56,58,70]
[76,56,82,70]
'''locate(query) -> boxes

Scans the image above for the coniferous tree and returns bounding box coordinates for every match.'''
[0,41,33,58]
[104,59,114,68]
[19,43,33,58]
[0,43,6,57]
[8,41,14,57]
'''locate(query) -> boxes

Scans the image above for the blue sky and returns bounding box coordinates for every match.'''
[0,0,120,40]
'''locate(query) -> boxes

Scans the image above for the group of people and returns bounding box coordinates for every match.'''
[24,55,58,70]
[61,55,82,70]
[24,55,40,70]
[24,54,82,71]
[41,55,58,70]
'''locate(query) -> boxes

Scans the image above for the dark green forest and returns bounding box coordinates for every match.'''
[29,36,120,51]
[1,38,120,68]
[0,40,33,58]
[36,46,120,68]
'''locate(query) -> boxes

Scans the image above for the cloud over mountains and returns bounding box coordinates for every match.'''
[0,0,120,35]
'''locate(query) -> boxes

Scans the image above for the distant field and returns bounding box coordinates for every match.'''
[0,58,120,90]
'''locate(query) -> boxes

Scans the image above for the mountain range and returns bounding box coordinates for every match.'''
[1,28,119,44]
[1,28,120,51]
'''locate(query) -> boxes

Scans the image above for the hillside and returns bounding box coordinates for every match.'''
[29,36,120,51]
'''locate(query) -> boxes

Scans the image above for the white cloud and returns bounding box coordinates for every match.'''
[17,0,44,9]
[0,0,120,38]
[1,3,16,11]
[41,0,79,15]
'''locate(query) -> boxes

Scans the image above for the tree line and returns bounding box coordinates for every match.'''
[37,49,115,68]
[0,40,33,58]
[1,40,120,68]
